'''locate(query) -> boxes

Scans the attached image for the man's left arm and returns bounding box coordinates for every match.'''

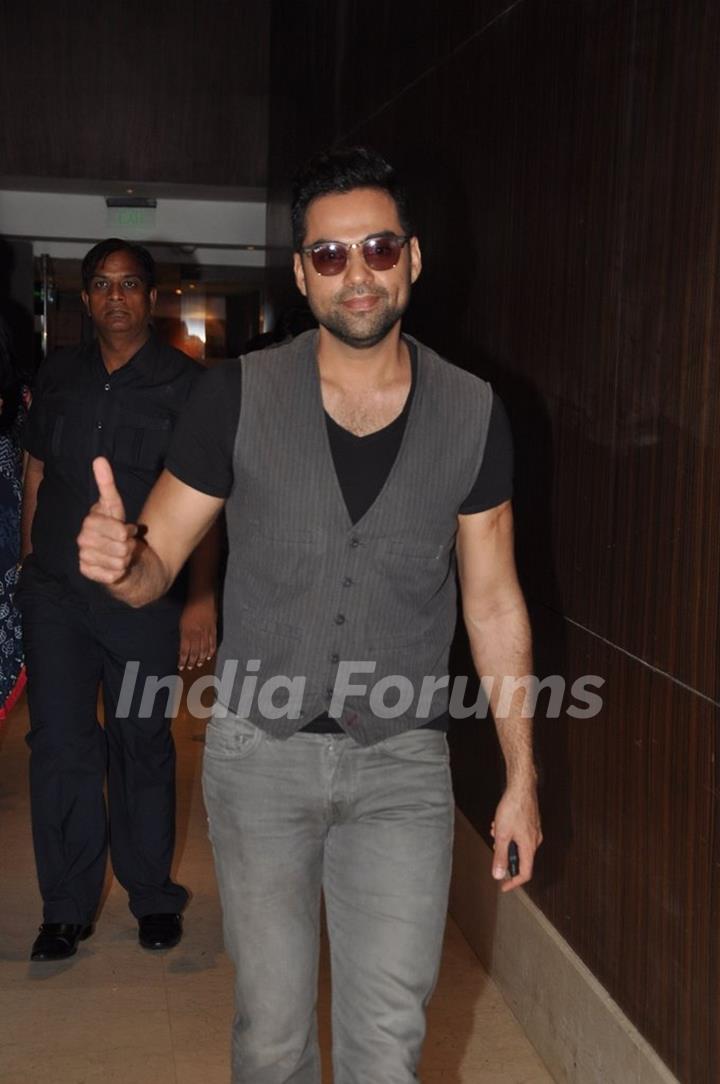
[456,500,542,892]
[179,510,222,671]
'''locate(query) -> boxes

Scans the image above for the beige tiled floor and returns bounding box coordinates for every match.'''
[0,690,553,1084]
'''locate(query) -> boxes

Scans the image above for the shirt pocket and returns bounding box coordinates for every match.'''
[112,407,173,472]
[50,413,65,457]
[42,394,83,465]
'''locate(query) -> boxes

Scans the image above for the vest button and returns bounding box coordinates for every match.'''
[342,577,353,587]
[326,686,334,698]
[330,653,340,664]
[350,537,360,548]
[334,613,345,625]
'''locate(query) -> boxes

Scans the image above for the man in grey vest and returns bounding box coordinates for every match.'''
[77,148,542,1084]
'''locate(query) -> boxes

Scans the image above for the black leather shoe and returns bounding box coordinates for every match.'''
[30,922,93,961]
[138,912,183,950]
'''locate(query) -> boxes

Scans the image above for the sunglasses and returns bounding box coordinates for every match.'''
[301,234,410,276]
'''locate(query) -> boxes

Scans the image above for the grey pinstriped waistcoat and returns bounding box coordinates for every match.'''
[216,329,493,745]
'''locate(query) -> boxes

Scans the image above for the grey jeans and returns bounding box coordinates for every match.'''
[202,710,454,1084]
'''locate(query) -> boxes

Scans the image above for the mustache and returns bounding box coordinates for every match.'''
[335,286,388,302]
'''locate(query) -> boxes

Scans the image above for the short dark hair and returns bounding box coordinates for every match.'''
[291,146,412,251]
[81,238,156,292]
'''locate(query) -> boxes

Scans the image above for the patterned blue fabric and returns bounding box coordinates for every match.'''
[0,396,25,715]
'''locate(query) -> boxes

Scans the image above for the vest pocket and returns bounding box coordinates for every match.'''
[384,538,450,560]
[243,527,326,599]
[375,536,455,611]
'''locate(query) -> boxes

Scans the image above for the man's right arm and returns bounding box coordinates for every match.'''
[77,457,225,608]
[21,453,44,559]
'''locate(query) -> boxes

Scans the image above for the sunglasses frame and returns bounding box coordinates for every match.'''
[300,233,411,276]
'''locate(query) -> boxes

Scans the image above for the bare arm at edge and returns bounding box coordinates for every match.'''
[21,453,44,560]
[456,500,543,892]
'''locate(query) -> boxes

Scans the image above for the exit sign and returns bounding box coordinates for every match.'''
[106,206,157,232]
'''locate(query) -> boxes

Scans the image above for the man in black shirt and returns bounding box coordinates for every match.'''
[21,239,218,962]
[77,154,542,1082]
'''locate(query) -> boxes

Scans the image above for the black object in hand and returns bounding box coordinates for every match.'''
[508,841,519,878]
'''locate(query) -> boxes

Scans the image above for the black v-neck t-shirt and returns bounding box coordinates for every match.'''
[323,355,417,525]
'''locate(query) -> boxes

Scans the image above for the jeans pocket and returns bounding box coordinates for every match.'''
[203,713,263,761]
[376,728,450,765]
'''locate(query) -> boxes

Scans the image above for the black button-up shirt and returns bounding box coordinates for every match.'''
[23,334,201,606]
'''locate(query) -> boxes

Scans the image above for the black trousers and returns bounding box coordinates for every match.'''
[20,564,189,924]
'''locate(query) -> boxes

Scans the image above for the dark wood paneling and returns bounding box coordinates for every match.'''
[332,0,515,140]
[267,1,720,1079]
[452,612,719,1084]
[0,0,269,188]
[606,1,720,700]
[265,0,341,316]
[266,0,340,256]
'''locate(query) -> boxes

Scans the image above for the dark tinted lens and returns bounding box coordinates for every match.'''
[364,236,403,270]
[311,243,347,276]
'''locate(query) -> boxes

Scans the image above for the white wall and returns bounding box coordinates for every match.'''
[0,190,266,268]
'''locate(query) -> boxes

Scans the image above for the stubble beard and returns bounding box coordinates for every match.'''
[311,286,409,350]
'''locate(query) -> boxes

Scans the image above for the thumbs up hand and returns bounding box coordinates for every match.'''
[93,455,126,521]
[77,457,139,584]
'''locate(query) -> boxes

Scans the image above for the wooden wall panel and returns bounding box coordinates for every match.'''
[451,611,719,1083]
[267,1,720,1079]
[332,0,514,139]
[0,0,269,189]
[606,1,720,699]
[265,0,339,313]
